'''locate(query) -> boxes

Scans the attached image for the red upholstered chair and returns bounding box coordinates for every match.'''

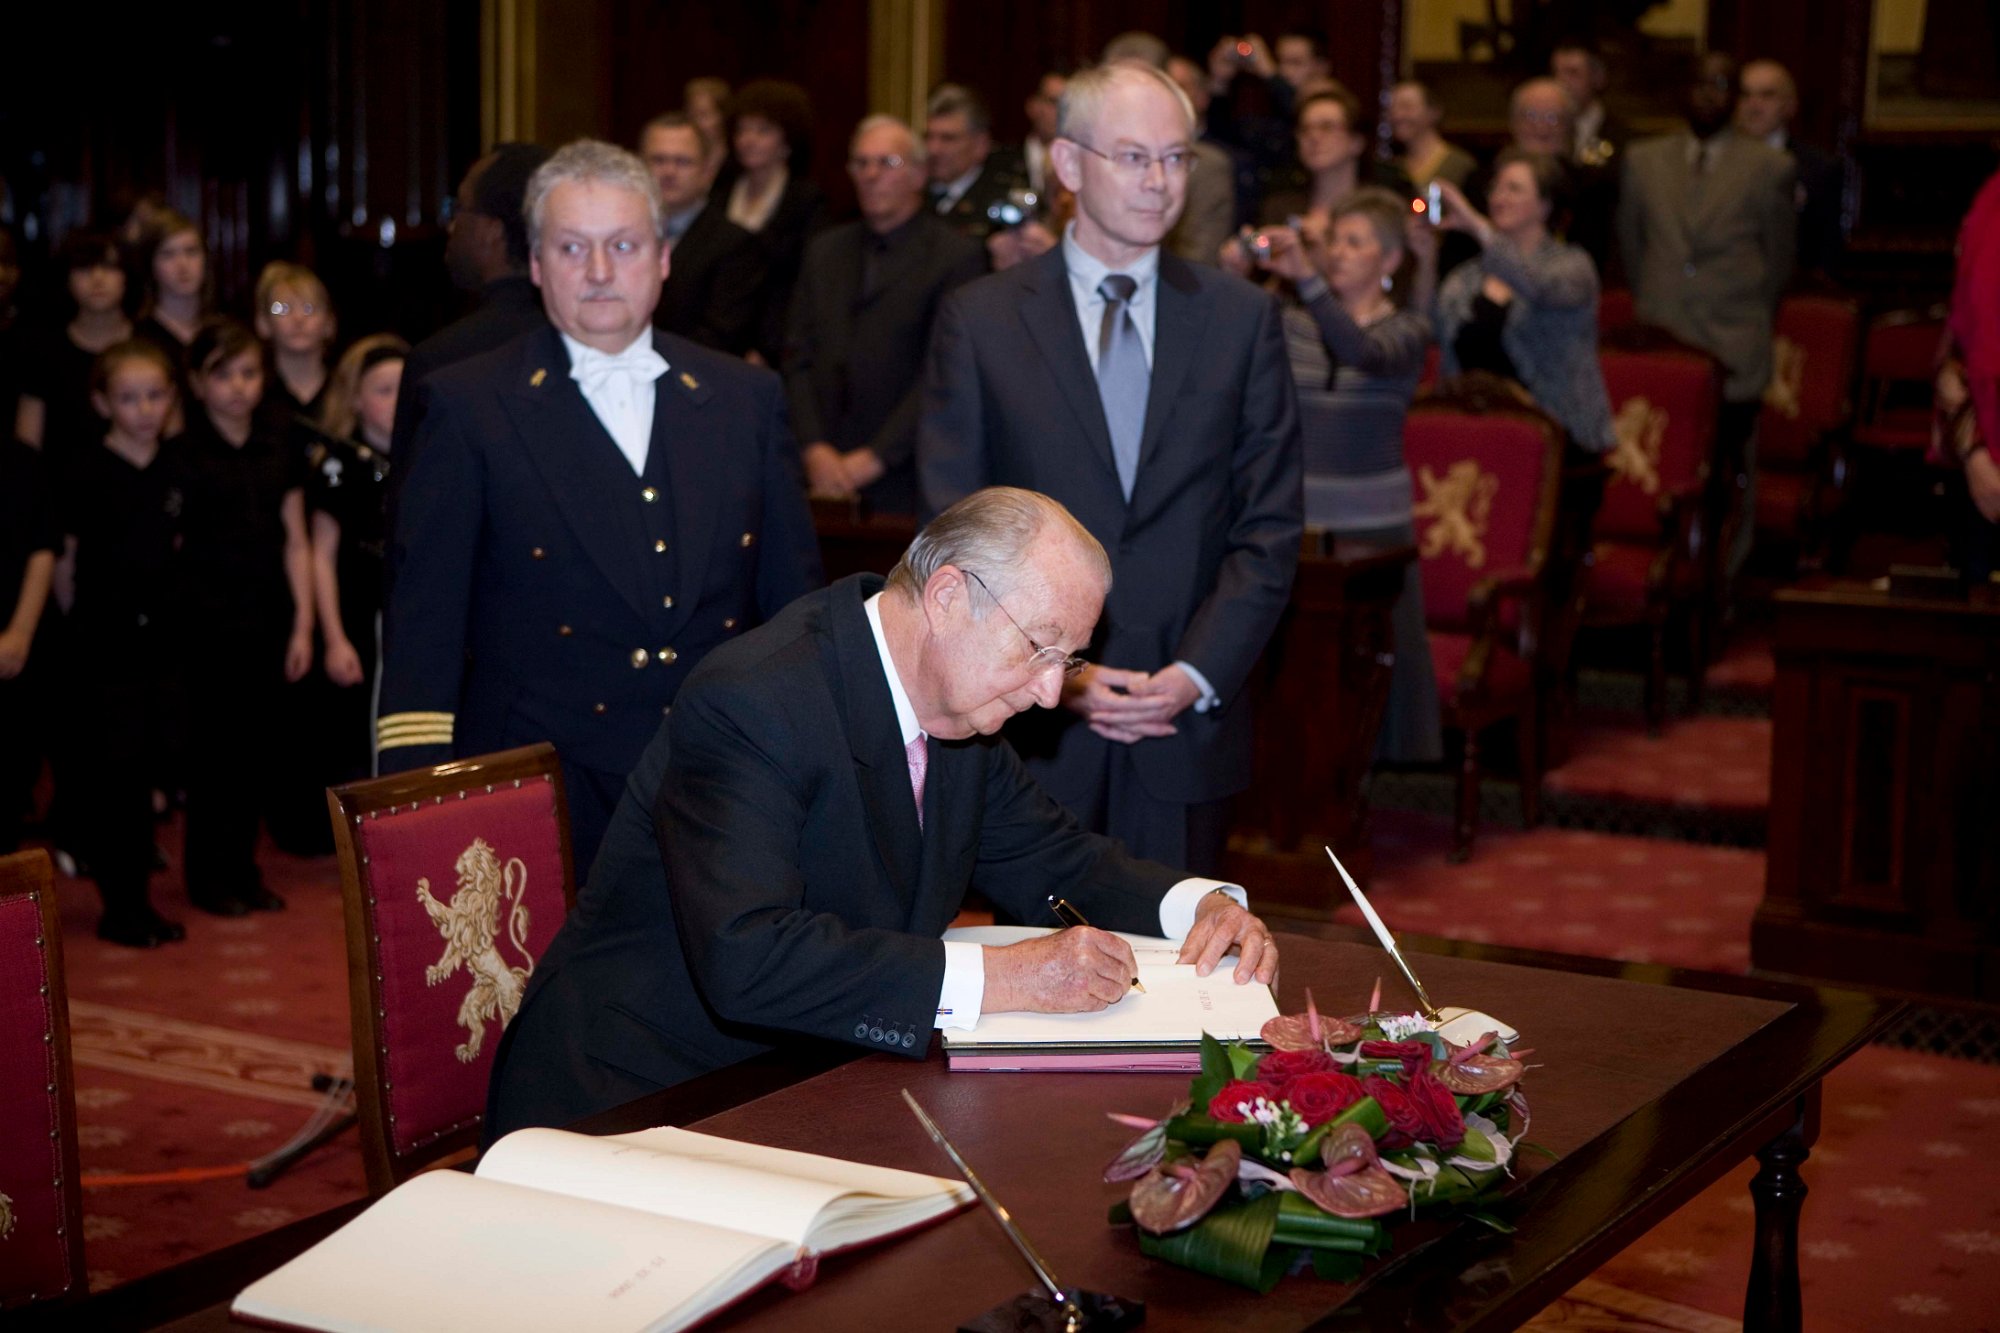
[1756,294,1860,568]
[0,850,85,1311]
[330,743,576,1193]
[1588,334,1724,731]
[1598,288,1636,335]
[1851,307,1948,453]
[1406,376,1566,861]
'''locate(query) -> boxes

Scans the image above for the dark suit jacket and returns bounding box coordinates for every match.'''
[483,574,1183,1138]
[749,175,829,364]
[378,323,822,782]
[1780,135,1844,276]
[930,156,1027,242]
[917,247,1303,808]
[653,205,766,356]
[783,215,986,513]
[384,275,548,528]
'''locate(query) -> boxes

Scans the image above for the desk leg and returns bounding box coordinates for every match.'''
[1744,1092,1815,1333]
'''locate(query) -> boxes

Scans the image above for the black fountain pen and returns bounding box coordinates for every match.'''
[1046,896,1146,994]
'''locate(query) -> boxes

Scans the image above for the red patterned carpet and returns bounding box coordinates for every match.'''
[1544,715,1772,818]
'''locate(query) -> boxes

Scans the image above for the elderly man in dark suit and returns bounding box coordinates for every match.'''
[484,487,1279,1138]
[641,112,767,356]
[1735,59,1844,278]
[918,61,1303,876]
[925,84,1027,243]
[788,114,986,514]
[379,139,822,874]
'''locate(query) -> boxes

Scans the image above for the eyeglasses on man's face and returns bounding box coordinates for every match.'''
[847,154,911,175]
[961,568,1087,679]
[1064,139,1198,178]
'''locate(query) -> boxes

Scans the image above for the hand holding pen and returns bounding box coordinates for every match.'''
[1048,897,1146,994]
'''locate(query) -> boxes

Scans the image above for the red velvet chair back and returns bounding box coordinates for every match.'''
[1595,345,1722,540]
[1856,308,1949,450]
[1405,379,1565,633]
[0,851,84,1310]
[330,744,576,1193]
[1760,294,1861,465]
[1598,288,1636,334]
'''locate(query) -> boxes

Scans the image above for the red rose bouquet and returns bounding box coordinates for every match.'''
[1105,990,1538,1290]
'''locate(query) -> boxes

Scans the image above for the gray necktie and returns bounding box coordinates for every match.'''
[1095,274,1148,500]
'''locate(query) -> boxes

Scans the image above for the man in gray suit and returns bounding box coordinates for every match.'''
[918,61,1303,876]
[1619,52,1795,575]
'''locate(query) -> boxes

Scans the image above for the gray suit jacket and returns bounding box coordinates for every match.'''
[1618,133,1796,402]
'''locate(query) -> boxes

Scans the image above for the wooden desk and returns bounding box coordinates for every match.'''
[1756,578,2000,1001]
[55,928,1892,1333]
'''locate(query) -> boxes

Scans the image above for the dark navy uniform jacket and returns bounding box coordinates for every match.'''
[377,322,822,781]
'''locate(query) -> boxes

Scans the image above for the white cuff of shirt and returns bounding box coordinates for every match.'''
[1174,660,1221,713]
[1159,878,1247,939]
[936,940,986,1031]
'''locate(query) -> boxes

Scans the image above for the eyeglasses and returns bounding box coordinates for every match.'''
[847,154,910,174]
[962,568,1087,678]
[267,300,320,318]
[1065,139,1197,178]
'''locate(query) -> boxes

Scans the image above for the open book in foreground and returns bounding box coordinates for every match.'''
[940,925,1279,1072]
[231,1126,973,1333]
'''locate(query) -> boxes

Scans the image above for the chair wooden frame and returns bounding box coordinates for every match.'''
[327,743,575,1194]
[0,849,86,1309]
[1412,376,1569,861]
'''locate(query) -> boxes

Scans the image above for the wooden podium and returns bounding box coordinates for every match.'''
[1755,578,2000,1001]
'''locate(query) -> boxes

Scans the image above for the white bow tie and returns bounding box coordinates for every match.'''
[569,342,667,396]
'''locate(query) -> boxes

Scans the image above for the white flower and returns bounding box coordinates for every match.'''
[1378,1013,1435,1042]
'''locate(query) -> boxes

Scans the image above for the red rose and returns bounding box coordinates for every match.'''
[1208,1079,1283,1123]
[1257,1048,1335,1087]
[1406,1070,1466,1151]
[1363,1075,1425,1150]
[1284,1072,1366,1127]
[1360,1040,1432,1078]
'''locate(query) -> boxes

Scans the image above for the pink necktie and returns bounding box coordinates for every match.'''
[905,734,928,829]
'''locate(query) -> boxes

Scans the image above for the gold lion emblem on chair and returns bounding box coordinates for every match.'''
[416,838,534,1063]
[0,1189,13,1240]
[1763,335,1804,420]
[1412,459,1500,568]
[1609,396,1668,495]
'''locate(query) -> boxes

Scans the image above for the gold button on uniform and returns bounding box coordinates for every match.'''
[653,539,667,553]
[723,617,737,629]
[630,648,649,668]
[641,487,659,502]
[661,595,674,609]
[740,531,755,547]
[592,703,607,715]
[657,647,678,665]
[531,547,546,559]
[557,625,573,636]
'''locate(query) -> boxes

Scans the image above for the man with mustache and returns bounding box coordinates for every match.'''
[379,139,822,874]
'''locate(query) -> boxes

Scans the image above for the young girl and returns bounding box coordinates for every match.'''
[131,210,212,437]
[14,230,133,465]
[253,261,336,435]
[309,333,406,783]
[175,320,313,916]
[60,341,187,945]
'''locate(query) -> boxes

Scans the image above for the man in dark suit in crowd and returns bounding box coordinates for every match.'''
[386,142,551,520]
[641,112,766,356]
[484,487,1280,1138]
[925,84,1025,242]
[918,62,1303,876]
[379,139,821,874]
[1019,71,1067,199]
[788,114,985,514]
[1552,41,1630,168]
[1622,52,1795,577]
[1735,59,1844,277]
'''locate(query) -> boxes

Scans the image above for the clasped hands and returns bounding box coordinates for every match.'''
[981,891,1280,1014]
[1064,662,1202,744]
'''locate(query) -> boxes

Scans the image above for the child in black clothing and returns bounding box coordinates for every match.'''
[60,340,187,945]
[175,319,314,916]
[0,440,58,857]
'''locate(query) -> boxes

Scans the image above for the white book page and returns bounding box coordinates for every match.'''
[232,1170,778,1333]
[477,1126,969,1250]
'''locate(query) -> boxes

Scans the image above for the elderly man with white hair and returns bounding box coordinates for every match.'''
[919,60,1303,877]
[380,138,822,873]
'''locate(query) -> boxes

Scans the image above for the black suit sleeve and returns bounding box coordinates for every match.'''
[1173,289,1303,706]
[915,287,990,521]
[655,678,945,1055]
[781,243,830,446]
[697,234,770,357]
[750,369,825,620]
[865,245,990,473]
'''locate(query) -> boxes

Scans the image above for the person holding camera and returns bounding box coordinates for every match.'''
[1252,189,1442,764]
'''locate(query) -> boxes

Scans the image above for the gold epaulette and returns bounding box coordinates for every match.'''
[377,711,455,751]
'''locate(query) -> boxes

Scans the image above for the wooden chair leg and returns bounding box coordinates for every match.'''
[1646,612,1668,736]
[1452,725,1480,864]
[1518,699,1543,829]
[1687,601,1711,712]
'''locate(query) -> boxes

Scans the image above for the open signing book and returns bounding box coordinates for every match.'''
[940,925,1279,1071]
[231,1126,973,1333]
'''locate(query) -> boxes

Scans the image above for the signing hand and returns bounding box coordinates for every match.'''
[982,927,1140,1013]
[1178,892,1280,985]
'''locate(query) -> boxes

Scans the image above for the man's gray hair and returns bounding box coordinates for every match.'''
[887,488,1110,606]
[1057,61,1196,144]
[852,113,925,164]
[524,138,667,251]
[1101,31,1170,70]
[925,84,992,136]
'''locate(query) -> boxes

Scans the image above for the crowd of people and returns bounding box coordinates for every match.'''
[0,28,1987,986]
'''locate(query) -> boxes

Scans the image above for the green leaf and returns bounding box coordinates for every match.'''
[1135,1191,1291,1293]
[1165,1112,1261,1152]
[1454,1129,1496,1164]
[1328,1096,1390,1141]
[1190,1033,1232,1110]
[1464,1210,1516,1234]
[1227,1041,1261,1080]
[1309,1248,1367,1283]
[1518,1140,1560,1161]
[1271,1191,1387,1248]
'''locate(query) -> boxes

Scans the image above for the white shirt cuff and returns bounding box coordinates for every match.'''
[1175,660,1221,713]
[1158,878,1247,939]
[935,940,986,1031]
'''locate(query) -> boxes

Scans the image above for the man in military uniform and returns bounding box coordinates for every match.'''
[379,139,822,874]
